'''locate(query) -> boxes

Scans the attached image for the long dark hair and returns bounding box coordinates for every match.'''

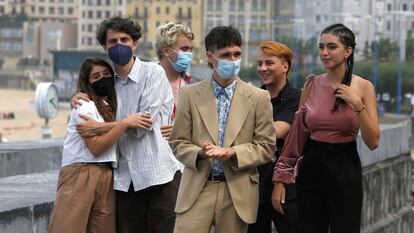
[321,23,356,112]
[77,58,117,122]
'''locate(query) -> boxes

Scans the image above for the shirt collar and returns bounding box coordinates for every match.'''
[261,80,291,100]
[211,77,237,99]
[115,56,141,83]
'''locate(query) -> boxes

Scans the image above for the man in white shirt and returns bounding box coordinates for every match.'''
[154,22,194,139]
[73,16,183,233]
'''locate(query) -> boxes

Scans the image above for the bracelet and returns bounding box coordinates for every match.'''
[355,105,366,115]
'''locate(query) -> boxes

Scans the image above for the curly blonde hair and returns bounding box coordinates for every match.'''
[154,22,194,60]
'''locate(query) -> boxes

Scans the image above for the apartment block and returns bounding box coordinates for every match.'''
[77,0,126,50]
[294,0,414,58]
[22,21,77,64]
[0,15,23,58]
[126,0,202,61]
[1,0,77,22]
[203,0,274,65]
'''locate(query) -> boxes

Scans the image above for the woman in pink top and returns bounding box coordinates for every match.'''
[271,24,380,233]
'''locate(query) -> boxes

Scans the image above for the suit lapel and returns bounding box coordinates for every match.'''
[224,80,253,147]
[194,80,219,145]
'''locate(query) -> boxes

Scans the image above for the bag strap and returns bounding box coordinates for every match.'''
[298,74,316,108]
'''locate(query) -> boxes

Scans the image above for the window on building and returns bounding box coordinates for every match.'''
[31,6,35,13]
[252,0,258,11]
[88,24,93,32]
[387,21,391,30]
[188,7,191,18]
[88,37,92,45]
[260,15,266,26]
[97,0,101,4]
[238,15,244,27]
[97,11,101,18]
[387,3,391,11]
[58,0,64,2]
[106,11,111,18]
[58,7,64,15]
[239,0,244,10]
[156,21,160,27]
[207,0,213,11]
[88,0,93,6]
[82,37,85,45]
[178,7,182,17]
[144,7,148,16]
[216,0,222,11]
[156,7,160,14]
[229,0,235,11]
[412,21,414,29]
[118,0,122,5]
[412,4,414,11]
[143,20,147,32]
[217,18,222,25]
[50,0,54,2]
[82,10,85,17]
[88,10,93,18]
[403,3,407,11]
[106,0,110,6]
[166,7,169,14]
[135,7,139,17]
[0,6,4,14]
[260,0,266,11]
[39,6,45,14]
[229,15,236,25]
[316,15,320,22]
[67,0,73,2]
[82,24,85,31]
[251,15,257,28]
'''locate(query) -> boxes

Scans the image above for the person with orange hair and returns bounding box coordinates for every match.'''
[248,41,300,233]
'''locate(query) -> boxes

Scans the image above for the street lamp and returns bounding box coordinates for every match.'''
[391,11,414,114]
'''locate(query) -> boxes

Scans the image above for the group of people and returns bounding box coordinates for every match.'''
[48,15,380,233]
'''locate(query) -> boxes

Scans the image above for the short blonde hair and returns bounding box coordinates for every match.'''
[154,22,194,60]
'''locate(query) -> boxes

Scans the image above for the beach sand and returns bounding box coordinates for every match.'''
[0,89,71,142]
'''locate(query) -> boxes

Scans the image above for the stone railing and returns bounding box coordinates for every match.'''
[359,123,413,233]
[0,123,412,233]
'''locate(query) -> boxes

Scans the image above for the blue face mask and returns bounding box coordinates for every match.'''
[212,55,241,80]
[168,48,192,73]
[108,43,133,65]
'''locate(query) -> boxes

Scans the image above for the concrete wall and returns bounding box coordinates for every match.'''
[0,123,412,233]
[359,123,413,233]
[0,203,54,233]
[0,139,63,178]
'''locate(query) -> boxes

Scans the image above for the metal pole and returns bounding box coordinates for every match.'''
[292,43,298,88]
[373,41,379,91]
[397,57,402,114]
[397,15,406,114]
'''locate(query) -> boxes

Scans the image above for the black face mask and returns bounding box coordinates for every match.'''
[91,77,114,97]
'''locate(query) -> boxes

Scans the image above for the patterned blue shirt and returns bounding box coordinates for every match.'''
[211,78,237,176]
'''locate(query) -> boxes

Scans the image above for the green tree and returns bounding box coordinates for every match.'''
[376,38,398,61]
[405,30,414,61]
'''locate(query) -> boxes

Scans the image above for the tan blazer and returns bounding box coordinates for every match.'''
[169,78,276,224]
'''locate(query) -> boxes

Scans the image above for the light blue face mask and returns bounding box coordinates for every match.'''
[168,48,192,73]
[212,54,241,80]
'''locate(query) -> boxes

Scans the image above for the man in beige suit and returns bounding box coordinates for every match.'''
[169,26,276,233]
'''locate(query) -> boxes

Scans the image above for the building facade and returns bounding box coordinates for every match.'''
[293,0,414,58]
[77,0,126,50]
[203,0,274,66]
[126,0,203,61]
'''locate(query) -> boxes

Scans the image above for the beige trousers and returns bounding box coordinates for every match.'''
[48,163,116,233]
[174,181,248,233]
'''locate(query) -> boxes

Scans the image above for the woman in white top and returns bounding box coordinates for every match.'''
[48,58,152,233]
